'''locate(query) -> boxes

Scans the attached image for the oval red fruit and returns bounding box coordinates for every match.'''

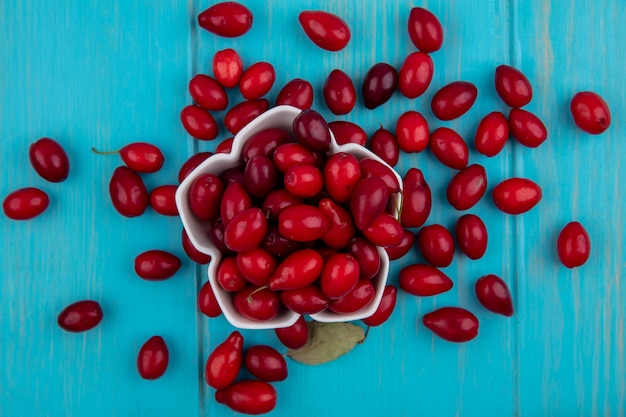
[212,48,243,88]
[323,69,356,115]
[224,208,268,252]
[429,127,469,170]
[198,281,222,317]
[474,111,509,157]
[239,62,276,100]
[431,81,477,121]
[29,137,70,182]
[57,300,103,332]
[278,204,330,242]
[494,65,533,108]
[361,285,397,327]
[134,250,181,281]
[492,177,542,214]
[298,10,350,51]
[416,224,455,267]
[509,108,547,148]
[399,264,453,296]
[557,221,591,268]
[446,164,487,210]
[400,168,431,228]
[275,78,314,109]
[244,345,288,382]
[224,99,270,135]
[570,91,611,134]
[198,2,252,37]
[109,166,148,217]
[137,336,169,380]
[455,214,488,260]
[189,74,228,111]
[205,331,243,389]
[475,274,514,317]
[407,7,443,53]
[422,307,479,343]
[215,380,277,415]
[3,187,49,220]
[180,105,219,140]
[399,52,434,98]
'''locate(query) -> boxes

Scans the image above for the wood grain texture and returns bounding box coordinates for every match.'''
[1,1,624,416]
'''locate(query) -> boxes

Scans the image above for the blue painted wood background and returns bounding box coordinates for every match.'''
[1,1,625,416]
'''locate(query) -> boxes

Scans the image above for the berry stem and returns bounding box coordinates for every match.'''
[91,147,120,155]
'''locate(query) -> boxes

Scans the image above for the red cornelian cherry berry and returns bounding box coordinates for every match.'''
[446,164,487,211]
[475,274,514,317]
[224,207,268,252]
[422,307,479,343]
[284,164,323,198]
[399,264,453,297]
[217,256,248,292]
[182,228,212,264]
[328,121,367,146]
[359,158,400,193]
[109,166,148,217]
[29,137,70,182]
[3,187,49,220]
[275,78,314,109]
[347,237,380,280]
[395,111,429,153]
[198,2,253,38]
[188,74,228,111]
[323,69,357,115]
[205,331,244,389]
[57,300,103,332]
[474,111,509,157]
[188,173,224,222]
[323,152,361,203]
[398,52,434,99]
[400,168,431,228]
[416,224,455,267]
[225,99,270,134]
[429,127,469,170]
[239,62,276,100]
[215,380,277,415]
[369,126,399,167]
[233,286,281,321]
[384,229,415,261]
[274,315,309,349]
[362,63,398,109]
[320,253,360,299]
[178,152,212,183]
[180,105,219,140]
[298,10,350,51]
[244,345,288,382]
[494,65,533,108]
[570,91,611,134]
[557,221,591,268]
[407,7,443,53]
[149,185,178,216]
[212,48,243,88]
[431,81,478,121]
[242,127,292,162]
[137,336,169,380]
[93,142,164,173]
[327,280,375,314]
[455,214,488,260]
[361,285,397,327]
[509,108,547,148]
[134,250,181,281]
[492,177,542,214]
[198,280,222,317]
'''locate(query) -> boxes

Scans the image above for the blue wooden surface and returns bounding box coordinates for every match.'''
[1,1,625,416]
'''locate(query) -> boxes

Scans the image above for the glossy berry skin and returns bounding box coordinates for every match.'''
[492,178,542,214]
[347,237,381,280]
[284,164,323,198]
[29,137,70,182]
[361,285,397,327]
[323,69,356,115]
[319,198,355,250]
[298,11,350,51]
[455,214,488,260]
[57,300,103,332]
[278,204,330,242]
[274,315,309,349]
[217,256,247,292]
[416,224,455,267]
[3,188,49,220]
[149,185,178,216]
[323,152,361,203]
[198,2,252,37]
[395,111,429,153]
[117,142,164,173]
[188,74,228,111]
[400,168,431,228]
[180,105,219,140]
[244,345,288,382]
[212,48,243,88]
[509,109,547,148]
[137,336,169,380]
[275,78,314,109]
[429,127,469,169]
[475,275,514,317]
[225,99,270,135]
[218,135,235,152]
[494,65,532,108]
[220,181,252,225]
[362,63,398,109]
[431,81,478,121]
[233,286,281,321]
[399,264,453,296]
[384,229,415,261]
[188,173,224,222]
[570,91,611,134]
[205,331,243,389]
[369,127,399,167]
[292,109,331,152]
[474,112,509,157]
[328,121,367,146]
[134,250,181,281]
[178,152,212,183]
[446,164,487,211]
[224,208,268,252]
[262,189,302,222]
[198,281,222,317]
[320,253,360,299]
[422,307,479,343]
[349,177,388,229]
[240,62,276,100]
[362,213,404,248]
[182,228,212,264]
[359,158,400,193]
[244,155,279,198]
[328,280,375,314]
[269,248,324,291]
[280,285,329,314]
[237,248,277,287]
[243,127,292,162]
[215,380,277,415]
[398,52,434,99]
[557,221,591,268]
[407,7,443,53]
[109,166,148,217]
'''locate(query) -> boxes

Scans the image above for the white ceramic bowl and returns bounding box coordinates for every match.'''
[176,105,403,330]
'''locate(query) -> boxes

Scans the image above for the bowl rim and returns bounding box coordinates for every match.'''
[175,104,403,329]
